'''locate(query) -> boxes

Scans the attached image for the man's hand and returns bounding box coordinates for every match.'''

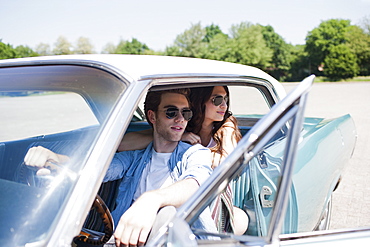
[114,192,161,246]
[24,146,59,168]
[114,178,199,246]
[24,146,69,176]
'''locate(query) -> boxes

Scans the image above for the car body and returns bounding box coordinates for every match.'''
[0,54,359,246]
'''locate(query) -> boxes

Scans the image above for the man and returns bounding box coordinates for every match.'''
[24,89,215,246]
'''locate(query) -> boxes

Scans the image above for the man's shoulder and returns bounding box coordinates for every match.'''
[178,141,208,151]
[178,142,211,157]
[115,145,149,159]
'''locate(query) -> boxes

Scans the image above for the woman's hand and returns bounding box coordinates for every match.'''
[181,132,201,145]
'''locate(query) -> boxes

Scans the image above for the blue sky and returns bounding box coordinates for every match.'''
[1,0,369,52]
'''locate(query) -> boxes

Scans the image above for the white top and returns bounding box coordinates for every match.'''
[133,148,172,200]
[207,137,216,148]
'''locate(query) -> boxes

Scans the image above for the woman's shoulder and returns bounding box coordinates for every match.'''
[221,118,237,130]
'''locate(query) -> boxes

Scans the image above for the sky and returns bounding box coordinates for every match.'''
[1,0,370,53]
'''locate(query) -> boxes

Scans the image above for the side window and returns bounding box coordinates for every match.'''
[229,86,270,116]
[0,91,98,142]
[229,85,273,137]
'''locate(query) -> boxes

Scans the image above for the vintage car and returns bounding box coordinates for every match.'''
[0,55,360,247]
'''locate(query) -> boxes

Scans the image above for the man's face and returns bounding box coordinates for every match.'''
[149,93,190,144]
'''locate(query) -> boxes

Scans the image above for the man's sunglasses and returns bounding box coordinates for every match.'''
[164,107,193,121]
[211,95,229,106]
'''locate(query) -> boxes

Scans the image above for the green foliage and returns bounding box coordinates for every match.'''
[53,36,73,55]
[306,19,351,65]
[35,43,51,56]
[102,42,117,54]
[115,38,151,55]
[166,23,207,57]
[259,25,292,80]
[305,19,355,78]
[165,22,273,70]
[14,45,38,58]
[202,32,230,61]
[324,44,359,80]
[287,45,311,81]
[2,17,370,81]
[347,25,370,76]
[225,23,272,68]
[74,37,95,54]
[0,41,16,59]
[203,24,228,43]
[0,40,38,59]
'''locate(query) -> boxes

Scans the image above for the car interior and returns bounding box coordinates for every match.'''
[0,69,290,246]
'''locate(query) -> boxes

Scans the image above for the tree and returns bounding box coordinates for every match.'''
[203,24,228,43]
[260,25,292,80]
[202,31,230,61]
[306,19,351,65]
[14,45,38,58]
[305,19,359,79]
[52,36,72,55]
[35,43,51,56]
[0,41,16,59]
[287,45,311,82]
[74,37,95,54]
[165,23,207,57]
[324,44,359,80]
[115,38,150,54]
[226,22,273,69]
[102,42,117,54]
[347,25,370,76]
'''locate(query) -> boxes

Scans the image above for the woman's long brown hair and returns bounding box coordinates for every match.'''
[186,86,242,157]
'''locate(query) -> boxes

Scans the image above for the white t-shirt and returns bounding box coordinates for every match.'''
[133,148,172,200]
[207,137,216,148]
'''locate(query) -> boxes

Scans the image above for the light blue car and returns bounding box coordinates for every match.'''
[0,55,358,246]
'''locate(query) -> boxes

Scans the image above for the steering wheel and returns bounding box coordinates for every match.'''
[17,163,114,245]
[74,194,114,245]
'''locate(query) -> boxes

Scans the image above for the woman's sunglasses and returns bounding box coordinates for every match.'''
[211,95,229,106]
[164,107,193,121]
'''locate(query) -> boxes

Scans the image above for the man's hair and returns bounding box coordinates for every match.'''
[144,88,191,127]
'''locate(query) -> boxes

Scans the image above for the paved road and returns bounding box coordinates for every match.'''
[282,81,370,229]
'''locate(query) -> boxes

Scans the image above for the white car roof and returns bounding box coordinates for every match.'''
[0,54,286,98]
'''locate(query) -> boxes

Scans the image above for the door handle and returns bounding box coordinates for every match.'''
[260,185,273,208]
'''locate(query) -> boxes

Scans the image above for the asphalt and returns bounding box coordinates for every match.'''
[282,81,370,230]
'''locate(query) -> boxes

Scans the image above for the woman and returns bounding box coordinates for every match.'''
[184,86,240,168]
[119,86,248,235]
[184,86,248,235]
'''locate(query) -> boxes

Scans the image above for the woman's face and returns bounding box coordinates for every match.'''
[204,86,228,124]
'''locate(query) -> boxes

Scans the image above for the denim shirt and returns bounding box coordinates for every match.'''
[103,141,216,234]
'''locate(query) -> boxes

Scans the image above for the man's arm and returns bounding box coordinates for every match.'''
[114,178,199,246]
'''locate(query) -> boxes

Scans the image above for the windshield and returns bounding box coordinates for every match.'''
[0,65,126,246]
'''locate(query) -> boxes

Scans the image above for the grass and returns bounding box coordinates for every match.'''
[313,76,370,83]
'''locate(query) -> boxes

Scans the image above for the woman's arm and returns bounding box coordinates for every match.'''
[118,129,202,151]
[117,129,153,151]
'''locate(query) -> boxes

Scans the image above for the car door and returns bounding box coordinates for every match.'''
[146,75,315,246]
